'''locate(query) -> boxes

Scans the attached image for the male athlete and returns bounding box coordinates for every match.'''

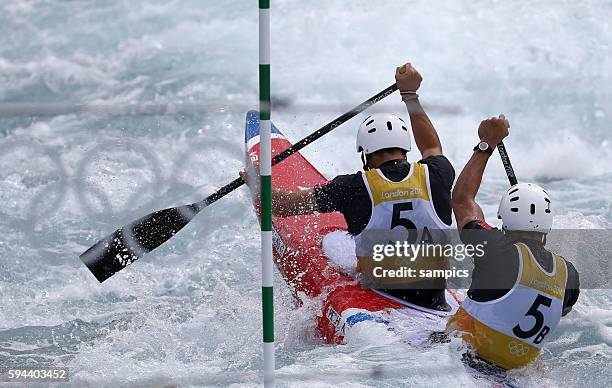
[242,63,455,311]
[447,115,580,370]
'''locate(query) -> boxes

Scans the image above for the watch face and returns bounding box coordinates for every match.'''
[478,141,489,151]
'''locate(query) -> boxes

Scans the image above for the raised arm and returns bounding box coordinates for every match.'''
[395,63,442,159]
[452,115,510,230]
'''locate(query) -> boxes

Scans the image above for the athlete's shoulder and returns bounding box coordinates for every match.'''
[418,155,455,188]
[460,220,516,257]
[463,220,496,230]
[546,250,580,280]
[314,172,366,211]
[564,258,579,276]
[560,256,580,286]
[328,172,364,188]
[560,257,580,314]
[418,155,454,171]
[314,171,370,219]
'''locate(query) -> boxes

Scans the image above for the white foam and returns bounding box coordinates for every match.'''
[0,1,610,386]
[321,230,357,276]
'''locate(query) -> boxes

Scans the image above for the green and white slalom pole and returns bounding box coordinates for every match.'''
[259,0,274,386]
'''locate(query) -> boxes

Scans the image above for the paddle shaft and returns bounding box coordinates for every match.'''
[193,83,399,210]
[497,141,518,186]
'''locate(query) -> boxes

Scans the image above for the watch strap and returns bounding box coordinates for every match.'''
[474,141,494,155]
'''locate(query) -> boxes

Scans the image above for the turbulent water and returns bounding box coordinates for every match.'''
[0,1,610,387]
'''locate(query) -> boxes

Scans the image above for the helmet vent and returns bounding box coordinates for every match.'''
[510,197,519,202]
[508,188,519,195]
[510,208,519,212]
[530,204,536,214]
[402,126,408,131]
[366,119,375,126]
[387,121,393,131]
[362,115,372,123]
[367,128,377,133]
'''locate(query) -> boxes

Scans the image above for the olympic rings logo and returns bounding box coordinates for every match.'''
[0,123,242,252]
[508,340,530,356]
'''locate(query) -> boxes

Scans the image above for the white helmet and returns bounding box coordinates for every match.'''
[356,113,411,154]
[497,183,553,234]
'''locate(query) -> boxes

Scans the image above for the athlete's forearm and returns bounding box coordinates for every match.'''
[452,151,489,229]
[404,99,443,158]
[271,188,318,217]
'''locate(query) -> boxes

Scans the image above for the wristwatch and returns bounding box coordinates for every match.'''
[474,141,493,155]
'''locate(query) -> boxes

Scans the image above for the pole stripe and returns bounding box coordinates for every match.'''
[260,118,271,176]
[262,286,274,341]
[261,231,273,286]
[260,175,272,230]
[259,65,271,121]
[263,342,274,386]
[259,10,271,61]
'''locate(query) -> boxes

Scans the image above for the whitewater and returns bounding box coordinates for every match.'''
[0,0,610,386]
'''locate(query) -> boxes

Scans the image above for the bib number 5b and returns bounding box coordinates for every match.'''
[513,294,553,345]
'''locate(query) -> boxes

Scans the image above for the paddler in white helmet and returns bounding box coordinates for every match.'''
[447,115,580,370]
[241,63,456,312]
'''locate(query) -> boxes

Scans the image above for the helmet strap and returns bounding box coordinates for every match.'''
[361,152,369,170]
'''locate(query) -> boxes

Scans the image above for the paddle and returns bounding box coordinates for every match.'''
[497,142,518,185]
[80,83,399,282]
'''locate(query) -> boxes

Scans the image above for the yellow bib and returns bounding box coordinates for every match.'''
[448,243,568,369]
[355,163,451,286]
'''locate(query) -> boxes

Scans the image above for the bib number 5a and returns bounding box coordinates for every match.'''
[513,294,553,345]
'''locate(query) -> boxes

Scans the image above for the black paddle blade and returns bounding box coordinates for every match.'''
[80,204,202,282]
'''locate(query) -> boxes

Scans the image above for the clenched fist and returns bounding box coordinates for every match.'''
[478,114,510,146]
[395,63,422,91]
